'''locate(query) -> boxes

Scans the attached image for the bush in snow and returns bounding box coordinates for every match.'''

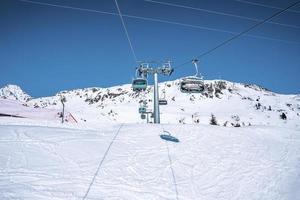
[268,105,272,111]
[233,123,241,127]
[210,114,218,125]
[255,103,261,110]
[280,113,287,120]
[223,121,228,127]
[179,117,186,124]
[192,113,200,124]
[231,115,241,127]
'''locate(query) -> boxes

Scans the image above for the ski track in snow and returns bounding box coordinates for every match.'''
[0,124,300,200]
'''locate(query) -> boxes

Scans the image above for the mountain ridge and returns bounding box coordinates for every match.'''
[0,80,299,127]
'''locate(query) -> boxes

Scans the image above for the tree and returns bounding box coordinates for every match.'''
[210,114,218,125]
[280,113,287,120]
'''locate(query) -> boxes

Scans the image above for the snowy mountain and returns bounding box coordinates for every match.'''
[1,79,299,128]
[0,84,31,102]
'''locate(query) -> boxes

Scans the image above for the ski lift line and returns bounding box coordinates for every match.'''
[174,0,300,70]
[18,0,117,16]
[114,0,138,62]
[144,0,300,29]
[234,0,300,14]
[82,123,124,200]
[122,14,300,45]
[17,0,300,45]
[161,125,179,200]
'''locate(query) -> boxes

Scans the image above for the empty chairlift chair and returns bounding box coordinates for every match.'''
[139,106,147,114]
[159,99,168,105]
[180,59,205,94]
[132,78,147,91]
[159,89,168,105]
[180,76,204,93]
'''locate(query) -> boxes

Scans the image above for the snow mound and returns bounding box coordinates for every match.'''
[0,84,31,102]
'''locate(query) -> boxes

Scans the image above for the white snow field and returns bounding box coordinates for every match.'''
[0,123,300,200]
[0,80,300,199]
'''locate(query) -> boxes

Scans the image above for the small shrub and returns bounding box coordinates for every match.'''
[280,113,287,120]
[210,114,218,125]
[223,121,228,127]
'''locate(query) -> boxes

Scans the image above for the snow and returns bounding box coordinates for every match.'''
[0,124,299,199]
[0,85,31,102]
[1,79,297,128]
[0,80,300,199]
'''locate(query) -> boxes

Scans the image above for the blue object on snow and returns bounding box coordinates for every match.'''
[160,134,180,143]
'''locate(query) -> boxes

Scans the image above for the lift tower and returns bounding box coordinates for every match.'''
[137,62,173,123]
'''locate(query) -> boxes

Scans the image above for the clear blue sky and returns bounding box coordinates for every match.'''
[1,0,300,97]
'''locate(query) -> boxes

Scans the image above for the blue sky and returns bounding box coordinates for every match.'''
[1,0,300,97]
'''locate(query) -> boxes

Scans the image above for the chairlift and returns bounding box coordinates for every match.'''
[159,99,168,105]
[180,76,205,93]
[139,106,147,114]
[132,66,148,91]
[159,89,168,105]
[180,59,205,93]
[132,78,147,91]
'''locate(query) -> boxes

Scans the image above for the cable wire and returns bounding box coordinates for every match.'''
[114,0,138,62]
[18,0,117,16]
[234,0,300,14]
[174,0,300,70]
[144,0,300,29]
[17,0,300,45]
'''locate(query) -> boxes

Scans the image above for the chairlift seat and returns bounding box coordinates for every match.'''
[132,78,147,91]
[159,99,168,105]
[180,76,204,93]
[139,107,147,113]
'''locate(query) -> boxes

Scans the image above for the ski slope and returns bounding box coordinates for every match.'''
[1,123,300,200]
[0,80,300,199]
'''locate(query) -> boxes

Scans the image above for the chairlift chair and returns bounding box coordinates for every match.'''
[159,99,168,105]
[180,76,205,93]
[132,78,147,91]
[139,106,147,114]
[179,59,205,94]
[159,89,168,105]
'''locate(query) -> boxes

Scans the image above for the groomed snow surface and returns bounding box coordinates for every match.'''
[1,123,300,200]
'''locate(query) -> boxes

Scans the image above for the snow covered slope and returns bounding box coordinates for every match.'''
[0,84,31,102]
[0,80,300,199]
[1,80,299,128]
[0,124,299,200]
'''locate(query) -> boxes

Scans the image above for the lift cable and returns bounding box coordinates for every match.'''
[17,0,300,45]
[144,0,300,29]
[114,0,138,62]
[234,0,300,14]
[174,0,300,70]
[18,0,117,16]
